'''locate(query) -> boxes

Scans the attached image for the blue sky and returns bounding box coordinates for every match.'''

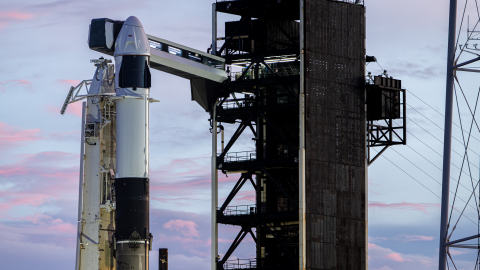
[1,0,479,269]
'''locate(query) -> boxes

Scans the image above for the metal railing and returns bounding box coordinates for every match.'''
[230,66,299,81]
[149,39,224,69]
[219,205,257,216]
[332,0,364,5]
[258,201,298,214]
[220,99,255,110]
[224,259,257,270]
[217,0,364,4]
[223,151,256,163]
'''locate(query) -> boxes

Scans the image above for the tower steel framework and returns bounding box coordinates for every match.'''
[439,0,480,269]
[207,1,370,269]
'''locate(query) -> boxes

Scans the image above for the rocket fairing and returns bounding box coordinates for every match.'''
[113,16,152,270]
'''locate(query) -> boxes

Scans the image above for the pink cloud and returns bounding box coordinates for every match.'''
[0,192,50,211]
[64,101,83,117]
[47,220,77,234]
[0,122,41,151]
[0,122,41,143]
[0,122,79,150]
[0,79,33,92]
[401,235,434,242]
[0,11,33,20]
[0,152,79,198]
[0,160,78,213]
[150,158,212,194]
[57,79,81,86]
[384,252,410,262]
[17,213,54,225]
[369,242,435,269]
[0,164,77,178]
[163,219,200,238]
[156,232,210,257]
[10,214,77,235]
[229,190,255,204]
[368,201,440,213]
[218,237,233,243]
[48,101,83,117]
[0,11,34,30]
[0,152,78,179]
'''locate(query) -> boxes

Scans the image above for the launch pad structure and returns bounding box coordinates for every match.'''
[208,0,402,270]
[64,0,409,269]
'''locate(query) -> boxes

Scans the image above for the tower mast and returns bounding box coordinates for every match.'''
[439,0,458,269]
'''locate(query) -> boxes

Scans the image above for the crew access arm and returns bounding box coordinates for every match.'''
[88,18,228,111]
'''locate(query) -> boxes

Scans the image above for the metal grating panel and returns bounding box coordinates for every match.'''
[304,0,366,269]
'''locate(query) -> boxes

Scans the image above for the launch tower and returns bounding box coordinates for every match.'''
[207,0,370,269]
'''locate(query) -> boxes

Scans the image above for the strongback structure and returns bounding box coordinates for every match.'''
[207,1,368,269]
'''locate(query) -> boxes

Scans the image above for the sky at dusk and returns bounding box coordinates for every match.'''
[1,0,480,269]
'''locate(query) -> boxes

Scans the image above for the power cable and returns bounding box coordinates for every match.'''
[374,149,477,225]
[401,136,477,195]
[393,119,480,205]
[401,125,476,181]
[408,116,480,168]
[408,103,480,145]
[390,147,476,212]
[407,90,480,141]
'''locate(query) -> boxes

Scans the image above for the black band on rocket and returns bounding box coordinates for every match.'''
[115,177,150,240]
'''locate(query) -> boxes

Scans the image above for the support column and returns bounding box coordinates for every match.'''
[299,0,306,269]
[212,3,217,55]
[212,101,219,270]
[439,0,458,269]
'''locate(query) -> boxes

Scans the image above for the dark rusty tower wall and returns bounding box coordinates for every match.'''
[304,1,366,270]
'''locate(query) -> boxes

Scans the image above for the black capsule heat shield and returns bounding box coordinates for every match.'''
[115,177,149,240]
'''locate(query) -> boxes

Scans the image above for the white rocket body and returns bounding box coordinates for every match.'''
[114,16,150,179]
[113,16,152,270]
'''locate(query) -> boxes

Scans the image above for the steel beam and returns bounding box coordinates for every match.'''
[439,0,458,269]
[218,13,252,56]
[445,234,480,246]
[447,244,480,249]
[219,174,248,213]
[212,3,217,55]
[217,120,249,161]
[220,227,250,265]
[261,167,298,209]
[453,56,480,69]
[212,101,219,270]
[299,0,306,269]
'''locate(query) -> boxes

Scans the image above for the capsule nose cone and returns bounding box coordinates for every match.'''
[114,16,150,57]
[124,16,143,28]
